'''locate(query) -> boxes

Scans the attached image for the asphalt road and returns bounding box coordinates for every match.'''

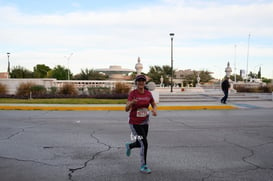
[0,109,273,181]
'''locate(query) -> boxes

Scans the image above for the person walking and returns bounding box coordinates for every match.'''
[221,77,230,104]
[125,74,157,174]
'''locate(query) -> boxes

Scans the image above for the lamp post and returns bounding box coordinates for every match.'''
[7,52,10,78]
[65,53,73,80]
[246,33,250,80]
[169,33,175,92]
[234,44,237,83]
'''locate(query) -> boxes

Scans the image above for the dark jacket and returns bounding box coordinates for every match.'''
[221,79,230,91]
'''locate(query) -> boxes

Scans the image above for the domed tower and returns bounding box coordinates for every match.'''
[135,57,143,75]
[225,61,236,93]
[225,62,232,78]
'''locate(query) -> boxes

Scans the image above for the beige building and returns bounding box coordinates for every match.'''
[95,65,134,80]
[0,72,9,79]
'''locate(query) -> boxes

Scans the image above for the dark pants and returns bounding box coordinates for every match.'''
[221,90,228,103]
[129,124,149,166]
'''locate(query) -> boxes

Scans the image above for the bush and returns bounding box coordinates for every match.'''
[48,86,58,95]
[58,83,78,95]
[16,82,35,97]
[234,84,272,93]
[30,85,46,96]
[261,85,272,93]
[113,82,131,94]
[16,82,47,97]
[88,87,111,95]
[0,83,7,95]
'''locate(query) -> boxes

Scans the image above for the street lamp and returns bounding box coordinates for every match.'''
[169,33,175,92]
[65,53,73,80]
[246,33,251,80]
[234,44,237,83]
[7,52,10,78]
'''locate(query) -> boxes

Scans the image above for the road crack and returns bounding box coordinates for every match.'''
[6,128,24,140]
[224,138,273,171]
[68,131,111,181]
[167,118,196,129]
[0,124,44,141]
[0,155,57,167]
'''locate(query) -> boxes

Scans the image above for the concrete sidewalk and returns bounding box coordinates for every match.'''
[0,100,272,111]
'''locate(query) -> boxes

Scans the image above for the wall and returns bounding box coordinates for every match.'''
[0,79,134,95]
[0,78,56,94]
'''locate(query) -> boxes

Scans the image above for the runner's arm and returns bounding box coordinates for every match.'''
[151,101,157,116]
[125,99,137,112]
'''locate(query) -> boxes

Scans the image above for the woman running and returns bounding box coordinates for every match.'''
[125,74,157,174]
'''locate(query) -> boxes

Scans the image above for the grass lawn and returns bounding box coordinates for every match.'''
[0,98,127,104]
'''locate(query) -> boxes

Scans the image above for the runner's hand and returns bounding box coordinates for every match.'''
[129,99,137,106]
[152,109,157,116]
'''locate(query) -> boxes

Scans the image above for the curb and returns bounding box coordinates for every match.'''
[157,105,236,110]
[0,105,237,111]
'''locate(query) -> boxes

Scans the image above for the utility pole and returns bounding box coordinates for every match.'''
[169,33,175,92]
[7,52,10,78]
[65,53,73,80]
[234,44,237,82]
[246,33,251,80]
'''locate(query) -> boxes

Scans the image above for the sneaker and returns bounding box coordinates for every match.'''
[125,143,131,157]
[140,164,151,174]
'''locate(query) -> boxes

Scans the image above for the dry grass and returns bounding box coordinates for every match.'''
[0,83,7,95]
[113,82,131,94]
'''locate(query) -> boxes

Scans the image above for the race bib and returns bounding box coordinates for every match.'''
[136,108,149,117]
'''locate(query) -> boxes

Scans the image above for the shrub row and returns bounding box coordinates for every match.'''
[0,94,128,99]
[0,82,131,99]
[234,84,272,93]
[88,87,112,95]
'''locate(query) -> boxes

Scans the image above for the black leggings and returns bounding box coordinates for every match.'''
[129,124,149,166]
[221,90,229,103]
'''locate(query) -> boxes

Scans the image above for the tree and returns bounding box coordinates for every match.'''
[230,74,243,82]
[176,70,213,87]
[33,64,51,78]
[183,72,196,86]
[198,70,213,83]
[147,65,163,84]
[147,65,173,85]
[48,65,71,80]
[262,77,272,84]
[73,69,108,80]
[257,66,261,79]
[129,72,137,80]
[10,66,33,78]
[248,71,257,79]
[162,65,172,77]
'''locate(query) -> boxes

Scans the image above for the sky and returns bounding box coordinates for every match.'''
[0,0,273,79]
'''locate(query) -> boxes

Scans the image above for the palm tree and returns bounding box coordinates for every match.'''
[73,69,108,80]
